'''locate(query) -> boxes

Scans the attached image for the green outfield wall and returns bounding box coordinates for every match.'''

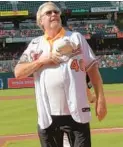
[0,67,123,89]
[0,72,14,89]
[99,67,123,84]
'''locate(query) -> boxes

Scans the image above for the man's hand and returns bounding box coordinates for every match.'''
[38,52,62,66]
[87,88,97,103]
[95,97,107,121]
[50,52,63,64]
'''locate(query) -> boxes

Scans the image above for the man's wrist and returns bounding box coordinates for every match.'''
[97,96,106,102]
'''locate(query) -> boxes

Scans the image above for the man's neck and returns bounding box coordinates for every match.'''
[45,27,62,39]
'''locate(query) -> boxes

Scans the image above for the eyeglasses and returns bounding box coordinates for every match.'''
[41,10,60,17]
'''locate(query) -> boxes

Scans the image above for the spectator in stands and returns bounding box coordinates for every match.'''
[99,54,123,68]
[14,2,107,147]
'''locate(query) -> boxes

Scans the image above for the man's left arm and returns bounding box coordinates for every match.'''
[75,33,107,121]
[87,64,107,121]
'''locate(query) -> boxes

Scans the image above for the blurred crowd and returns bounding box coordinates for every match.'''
[98,54,123,68]
[0,59,18,73]
[67,22,119,35]
[0,29,42,38]
[0,50,21,60]
[0,20,123,73]
[0,20,119,38]
[0,54,123,73]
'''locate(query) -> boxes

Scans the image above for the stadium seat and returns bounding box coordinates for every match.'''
[64,1,114,10]
[0,3,13,11]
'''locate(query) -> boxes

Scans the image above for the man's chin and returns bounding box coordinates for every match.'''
[51,24,61,30]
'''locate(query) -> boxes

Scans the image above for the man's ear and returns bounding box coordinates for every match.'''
[40,19,43,26]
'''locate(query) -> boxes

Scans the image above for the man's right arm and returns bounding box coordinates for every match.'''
[14,53,45,79]
[14,60,43,79]
[14,52,62,79]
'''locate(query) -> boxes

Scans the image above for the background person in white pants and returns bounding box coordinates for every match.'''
[63,134,70,147]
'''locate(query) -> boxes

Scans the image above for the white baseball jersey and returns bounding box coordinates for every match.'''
[20,30,97,129]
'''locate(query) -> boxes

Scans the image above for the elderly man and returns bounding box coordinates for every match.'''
[14,2,107,147]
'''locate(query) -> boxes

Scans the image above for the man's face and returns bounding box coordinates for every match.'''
[40,5,61,31]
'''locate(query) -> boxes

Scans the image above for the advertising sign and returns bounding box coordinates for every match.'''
[91,7,119,12]
[0,11,28,16]
[8,77,34,88]
[117,32,123,38]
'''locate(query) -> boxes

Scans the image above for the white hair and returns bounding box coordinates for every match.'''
[36,2,61,31]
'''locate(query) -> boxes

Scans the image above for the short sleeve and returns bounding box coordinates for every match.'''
[18,37,42,63]
[73,33,97,71]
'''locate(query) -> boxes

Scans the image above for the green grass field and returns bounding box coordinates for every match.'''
[4,133,123,147]
[0,99,123,135]
[0,99,37,135]
[0,88,35,96]
[103,83,123,91]
[0,83,123,96]
[0,84,123,147]
[4,139,40,147]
